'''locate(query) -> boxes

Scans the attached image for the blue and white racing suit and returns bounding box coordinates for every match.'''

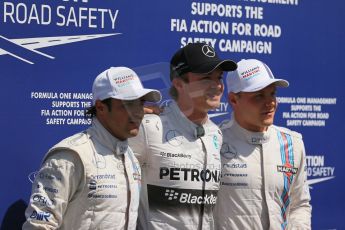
[215,118,311,230]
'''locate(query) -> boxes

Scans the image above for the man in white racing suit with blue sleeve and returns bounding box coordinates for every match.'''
[23,67,161,230]
[129,43,237,230]
[215,59,312,230]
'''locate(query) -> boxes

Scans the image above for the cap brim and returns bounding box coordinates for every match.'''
[242,78,289,92]
[111,88,162,102]
[193,59,237,74]
[140,89,162,102]
[216,60,238,72]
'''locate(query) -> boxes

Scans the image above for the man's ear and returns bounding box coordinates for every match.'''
[95,100,106,114]
[172,77,184,92]
[228,92,238,107]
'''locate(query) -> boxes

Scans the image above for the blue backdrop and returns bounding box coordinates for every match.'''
[0,0,344,229]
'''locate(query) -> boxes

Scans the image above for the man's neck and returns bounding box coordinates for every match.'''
[176,100,208,125]
[234,114,268,133]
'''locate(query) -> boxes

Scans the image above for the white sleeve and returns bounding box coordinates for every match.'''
[288,137,312,230]
[22,150,83,230]
[128,121,149,165]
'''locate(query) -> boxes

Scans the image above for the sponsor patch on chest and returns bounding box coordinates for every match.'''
[277,164,298,176]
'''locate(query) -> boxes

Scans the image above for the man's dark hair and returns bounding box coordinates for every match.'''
[85,98,112,118]
[169,74,189,100]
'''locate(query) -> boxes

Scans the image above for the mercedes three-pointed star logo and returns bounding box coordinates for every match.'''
[202,44,216,57]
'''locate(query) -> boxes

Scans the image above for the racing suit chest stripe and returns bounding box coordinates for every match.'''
[277,131,294,229]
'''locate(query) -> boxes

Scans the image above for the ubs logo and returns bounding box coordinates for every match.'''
[30,210,51,222]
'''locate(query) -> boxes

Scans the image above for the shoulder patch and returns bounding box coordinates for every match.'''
[142,114,163,133]
[273,125,302,139]
[68,132,89,146]
[143,114,160,124]
[53,131,89,149]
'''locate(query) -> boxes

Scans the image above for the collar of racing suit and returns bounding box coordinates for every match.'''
[231,117,273,145]
[87,118,129,155]
[164,100,214,138]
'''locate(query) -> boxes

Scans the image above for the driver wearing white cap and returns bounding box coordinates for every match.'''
[23,67,161,230]
[215,59,311,230]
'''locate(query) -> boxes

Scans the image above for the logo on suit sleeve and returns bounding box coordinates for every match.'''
[166,130,184,146]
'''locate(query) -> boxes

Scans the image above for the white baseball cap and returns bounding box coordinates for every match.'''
[92,67,161,105]
[226,59,289,93]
